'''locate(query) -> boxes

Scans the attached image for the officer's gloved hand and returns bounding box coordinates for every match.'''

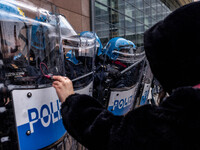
[107,66,121,79]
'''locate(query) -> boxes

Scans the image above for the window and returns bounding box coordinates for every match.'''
[94,0,172,47]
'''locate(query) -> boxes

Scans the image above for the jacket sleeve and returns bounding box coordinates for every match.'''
[61,87,200,150]
[61,93,123,150]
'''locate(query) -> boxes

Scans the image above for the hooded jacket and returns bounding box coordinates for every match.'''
[61,87,200,150]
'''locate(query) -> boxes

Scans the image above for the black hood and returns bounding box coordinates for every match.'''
[144,2,200,93]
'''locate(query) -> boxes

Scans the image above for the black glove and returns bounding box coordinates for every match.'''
[107,66,121,79]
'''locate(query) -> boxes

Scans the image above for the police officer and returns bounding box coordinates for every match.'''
[63,32,95,90]
[93,37,142,106]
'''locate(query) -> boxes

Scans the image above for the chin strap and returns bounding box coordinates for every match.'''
[193,84,200,89]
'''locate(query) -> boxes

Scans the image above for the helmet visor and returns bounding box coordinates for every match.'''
[63,35,95,89]
[112,49,145,63]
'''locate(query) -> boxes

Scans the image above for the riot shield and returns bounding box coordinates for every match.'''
[63,32,96,96]
[94,37,146,115]
[137,62,165,107]
[0,0,75,149]
[106,50,146,116]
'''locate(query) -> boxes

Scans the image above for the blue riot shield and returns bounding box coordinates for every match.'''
[0,0,93,149]
[106,54,146,116]
[93,38,146,115]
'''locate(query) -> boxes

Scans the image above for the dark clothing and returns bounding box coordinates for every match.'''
[65,56,93,90]
[144,2,200,93]
[61,2,200,150]
[61,86,200,150]
[93,59,143,107]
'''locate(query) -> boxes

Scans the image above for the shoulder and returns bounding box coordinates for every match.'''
[161,86,200,108]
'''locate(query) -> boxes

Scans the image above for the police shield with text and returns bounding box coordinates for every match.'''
[94,37,146,115]
[0,0,91,149]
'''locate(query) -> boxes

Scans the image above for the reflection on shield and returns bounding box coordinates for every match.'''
[63,34,96,91]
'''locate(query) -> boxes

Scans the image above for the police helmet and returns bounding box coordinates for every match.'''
[80,31,104,56]
[127,40,136,50]
[65,50,79,65]
[105,37,136,63]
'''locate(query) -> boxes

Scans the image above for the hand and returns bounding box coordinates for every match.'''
[108,68,121,79]
[52,76,75,103]
[106,65,121,79]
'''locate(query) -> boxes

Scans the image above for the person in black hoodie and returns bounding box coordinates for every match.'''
[52,2,200,150]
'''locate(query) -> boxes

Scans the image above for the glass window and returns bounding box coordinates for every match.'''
[126,0,135,6]
[157,14,162,21]
[151,8,156,18]
[125,31,136,43]
[95,3,110,23]
[144,3,151,16]
[135,0,143,11]
[144,25,149,31]
[95,20,110,46]
[136,21,144,34]
[144,16,152,27]
[94,0,172,48]
[110,25,120,38]
[125,17,135,34]
[111,0,124,13]
[152,3,156,10]
[144,0,151,5]
[111,10,125,28]
[157,3,162,13]
[151,0,156,5]
[96,0,108,5]
[136,34,144,47]
[125,2,135,18]
[119,27,125,37]
[136,9,144,23]
[151,18,157,26]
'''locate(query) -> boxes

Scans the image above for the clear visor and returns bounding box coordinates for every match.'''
[59,15,77,38]
[63,35,96,57]
[63,35,95,89]
[112,49,145,63]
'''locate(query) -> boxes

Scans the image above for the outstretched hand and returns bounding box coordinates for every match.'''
[52,76,75,103]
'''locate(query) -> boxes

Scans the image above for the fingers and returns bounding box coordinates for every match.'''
[52,80,61,85]
[52,76,63,82]
[52,82,59,88]
[53,76,69,82]
[53,76,69,84]
[52,77,73,91]
[3,97,10,105]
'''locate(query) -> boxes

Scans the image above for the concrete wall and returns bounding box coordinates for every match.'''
[47,0,91,32]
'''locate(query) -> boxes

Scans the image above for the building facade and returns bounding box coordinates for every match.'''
[46,0,91,32]
[92,0,193,47]
[48,0,193,47]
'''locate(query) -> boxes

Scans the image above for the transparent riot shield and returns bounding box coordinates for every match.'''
[103,43,146,116]
[107,55,146,115]
[138,61,165,107]
[0,0,73,150]
[138,61,154,106]
[62,32,96,96]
